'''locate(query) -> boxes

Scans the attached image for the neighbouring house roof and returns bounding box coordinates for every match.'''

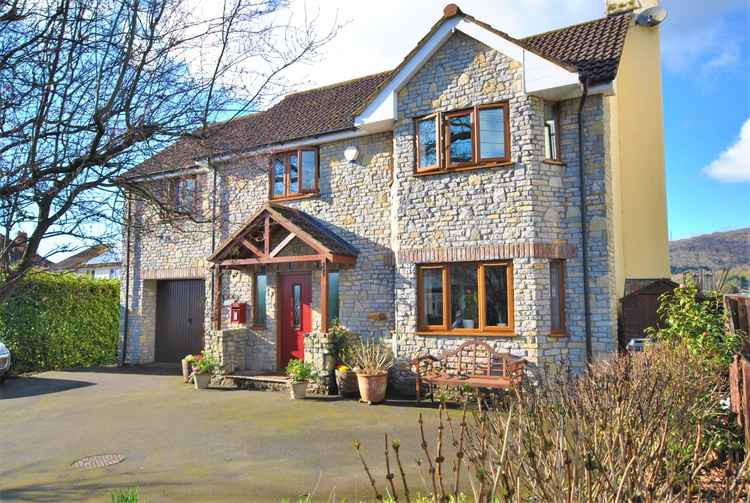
[128,7,632,178]
[209,203,358,265]
[623,278,679,298]
[0,233,53,268]
[52,245,121,272]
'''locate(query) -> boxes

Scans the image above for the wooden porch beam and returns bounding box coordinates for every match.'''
[321,259,329,333]
[264,215,270,256]
[269,232,295,258]
[219,254,324,266]
[241,238,264,257]
[327,253,357,265]
[214,266,222,330]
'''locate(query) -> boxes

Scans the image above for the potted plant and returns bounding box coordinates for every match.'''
[190,353,219,390]
[285,358,316,399]
[346,338,393,404]
[329,321,361,397]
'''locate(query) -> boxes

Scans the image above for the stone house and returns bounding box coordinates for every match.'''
[120,2,671,387]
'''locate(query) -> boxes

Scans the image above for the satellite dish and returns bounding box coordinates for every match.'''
[636,6,668,27]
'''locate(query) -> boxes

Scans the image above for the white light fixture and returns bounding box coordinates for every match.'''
[344,146,359,163]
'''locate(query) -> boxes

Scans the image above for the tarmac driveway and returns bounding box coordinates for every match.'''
[0,368,444,502]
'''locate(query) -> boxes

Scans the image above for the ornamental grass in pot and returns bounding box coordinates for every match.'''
[285,358,316,399]
[346,338,393,404]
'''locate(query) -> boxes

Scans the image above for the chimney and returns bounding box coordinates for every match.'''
[605,0,658,16]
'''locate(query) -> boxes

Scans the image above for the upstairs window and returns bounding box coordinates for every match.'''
[544,104,561,161]
[269,148,318,200]
[414,101,510,174]
[168,176,197,214]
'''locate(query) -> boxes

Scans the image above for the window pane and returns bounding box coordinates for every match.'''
[293,284,301,329]
[550,261,562,331]
[485,265,509,327]
[448,113,473,164]
[272,157,284,196]
[328,271,339,325]
[450,263,479,328]
[301,150,316,191]
[418,117,438,168]
[288,153,299,193]
[421,268,443,326]
[254,274,267,326]
[478,107,506,159]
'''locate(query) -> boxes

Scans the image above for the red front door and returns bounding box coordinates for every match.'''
[279,273,312,370]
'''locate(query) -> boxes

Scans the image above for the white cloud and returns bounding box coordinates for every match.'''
[703,118,750,182]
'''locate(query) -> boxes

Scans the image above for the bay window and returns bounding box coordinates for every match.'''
[414,101,510,173]
[417,261,514,334]
[269,148,319,200]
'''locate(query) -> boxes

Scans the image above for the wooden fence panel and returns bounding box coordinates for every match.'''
[742,357,750,451]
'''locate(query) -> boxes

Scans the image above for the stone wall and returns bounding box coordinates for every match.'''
[303,331,335,393]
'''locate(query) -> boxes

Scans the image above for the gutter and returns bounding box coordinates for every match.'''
[120,196,133,366]
[209,158,218,324]
[577,78,593,365]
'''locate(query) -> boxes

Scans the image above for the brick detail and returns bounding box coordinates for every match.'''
[398,242,576,263]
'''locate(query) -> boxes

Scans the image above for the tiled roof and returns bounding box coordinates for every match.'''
[52,244,113,270]
[522,13,632,86]
[130,13,632,177]
[129,71,392,177]
[269,204,358,257]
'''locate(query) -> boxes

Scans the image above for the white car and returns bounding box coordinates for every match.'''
[0,341,10,383]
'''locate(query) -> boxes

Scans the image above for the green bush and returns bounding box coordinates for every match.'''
[0,271,120,373]
[645,279,740,364]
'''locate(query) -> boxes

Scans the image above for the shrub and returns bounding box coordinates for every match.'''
[646,279,740,364]
[328,320,361,365]
[355,344,746,502]
[0,271,120,373]
[285,358,316,383]
[110,487,139,503]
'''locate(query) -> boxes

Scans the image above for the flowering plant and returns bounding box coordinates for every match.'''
[190,353,219,375]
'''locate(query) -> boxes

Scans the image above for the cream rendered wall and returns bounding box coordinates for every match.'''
[610,11,670,297]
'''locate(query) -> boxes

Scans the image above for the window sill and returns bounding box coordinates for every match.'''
[413,161,514,177]
[542,159,565,166]
[549,330,568,337]
[250,325,267,331]
[416,330,517,337]
[269,192,319,202]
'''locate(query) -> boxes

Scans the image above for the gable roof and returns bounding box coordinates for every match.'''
[209,203,358,264]
[129,71,392,178]
[130,8,632,178]
[52,244,119,271]
[522,13,632,86]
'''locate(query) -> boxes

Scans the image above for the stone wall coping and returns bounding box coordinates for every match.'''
[143,267,207,280]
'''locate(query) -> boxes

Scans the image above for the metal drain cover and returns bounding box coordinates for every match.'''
[72,454,125,469]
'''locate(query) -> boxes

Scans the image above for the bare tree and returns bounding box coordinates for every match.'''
[0,0,335,299]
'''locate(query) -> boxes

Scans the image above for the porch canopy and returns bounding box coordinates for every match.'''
[208,203,358,331]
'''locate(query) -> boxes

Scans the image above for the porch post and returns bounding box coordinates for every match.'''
[214,265,222,330]
[320,259,328,333]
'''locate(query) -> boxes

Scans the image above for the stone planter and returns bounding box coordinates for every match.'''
[289,381,308,399]
[356,372,388,404]
[193,373,211,390]
[335,369,359,398]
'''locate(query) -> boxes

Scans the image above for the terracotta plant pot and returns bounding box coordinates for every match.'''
[356,372,388,404]
[335,369,359,398]
[193,373,211,390]
[181,358,191,383]
[289,381,308,399]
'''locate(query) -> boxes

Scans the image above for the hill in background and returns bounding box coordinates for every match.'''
[670,228,750,274]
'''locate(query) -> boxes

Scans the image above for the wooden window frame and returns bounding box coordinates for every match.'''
[550,259,566,335]
[167,175,198,215]
[444,108,475,170]
[413,101,512,175]
[475,102,511,164]
[417,261,514,336]
[252,271,267,328]
[544,103,562,162]
[268,147,320,201]
[414,113,441,173]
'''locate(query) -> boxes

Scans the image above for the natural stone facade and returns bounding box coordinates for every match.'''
[121,30,620,390]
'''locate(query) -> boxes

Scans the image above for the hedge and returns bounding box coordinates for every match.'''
[0,271,120,373]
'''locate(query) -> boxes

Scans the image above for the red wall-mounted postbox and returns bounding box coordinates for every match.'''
[230,302,247,325]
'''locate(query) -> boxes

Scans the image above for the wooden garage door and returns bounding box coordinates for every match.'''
[155,280,205,362]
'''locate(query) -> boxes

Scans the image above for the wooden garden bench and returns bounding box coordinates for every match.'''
[410,341,527,401]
